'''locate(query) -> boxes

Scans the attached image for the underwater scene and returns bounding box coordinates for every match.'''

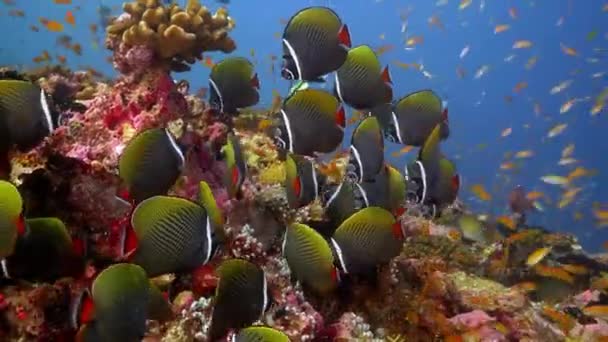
[0,0,608,340]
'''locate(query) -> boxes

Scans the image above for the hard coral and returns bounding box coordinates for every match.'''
[107,0,236,72]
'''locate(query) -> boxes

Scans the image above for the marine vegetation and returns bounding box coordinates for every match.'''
[1,1,608,341]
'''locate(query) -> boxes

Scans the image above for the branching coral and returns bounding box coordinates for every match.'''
[106,0,236,72]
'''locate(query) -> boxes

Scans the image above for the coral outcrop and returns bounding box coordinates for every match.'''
[106,0,236,72]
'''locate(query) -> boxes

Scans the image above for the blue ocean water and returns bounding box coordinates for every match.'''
[1,0,607,251]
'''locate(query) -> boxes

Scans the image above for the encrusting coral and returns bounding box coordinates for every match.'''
[106,0,236,72]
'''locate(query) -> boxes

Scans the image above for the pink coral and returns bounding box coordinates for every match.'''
[449,310,495,329]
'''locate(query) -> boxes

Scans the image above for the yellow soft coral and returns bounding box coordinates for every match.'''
[107,0,236,71]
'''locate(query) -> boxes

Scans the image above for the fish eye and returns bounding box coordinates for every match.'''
[274,135,286,150]
[281,68,294,80]
[406,189,419,203]
[354,199,364,210]
[345,170,358,183]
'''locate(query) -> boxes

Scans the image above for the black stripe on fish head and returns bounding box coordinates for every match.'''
[346,145,363,183]
[202,215,213,264]
[281,55,298,81]
[333,72,346,104]
[321,182,342,208]
[383,110,403,144]
[164,129,186,171]
[352,182,370,210]
[280,229,288,257]
[329,237,349,275]
[261,271,272,314]
[39,88,55,134]
[208,78,224,113]
[274,109,294,153]
[69,287,92,330]
[281,39,302,81]
[404,162,426,204]
[416,160,428,204]
[311,162,319,200]
[1,259,11,279]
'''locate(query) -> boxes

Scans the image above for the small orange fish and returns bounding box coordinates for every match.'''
[500,161,516,170]
[471,184,492,201]
[513,81,528,93]
[406,36,424,47]
[583,305,608,320]
[594,207,608,221]
[459,0,472,10]
[375,44,394,56]
[534,264,574,284]
[526,191,544,200]
[428,15,445,31]
[348,110,365,125]
[40,18,64,32]
[567,167,590,181]
[57,55,67,64]
[89,23,98,33]
[560,99,576,114]
[512,281,537,292]
[494,24,510,34]
[508,7,518,19]
[496,216,516,230]
[514,150,534,159]
[505,229,538,244]
[541,306,575,334]
[203,56,214,68]
[71,43,82,55]
[54,0,72,3]
[65,10,75,26]
[560,43,578,56]
[391,145,414,157]
[526,56,539,70]
[513,40,532,49]
[561,264,588,275]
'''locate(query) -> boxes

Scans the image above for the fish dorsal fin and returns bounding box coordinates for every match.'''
[250,73,260,89]
[337,24,351,48]
[418,124,442,163]
[396,90,442,117]
[198,181,224,228]
[381,65,392,85]
[335,105,346,128]
[345,45,383,75]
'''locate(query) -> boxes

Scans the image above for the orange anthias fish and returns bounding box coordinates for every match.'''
[406,36,424,47]
[494,24,510,34]
[65,10,75,26]
[513,81,528,93]
[54,0,72,3]
[375,44,395,56]
[560,43,578,56]
[391,145,414,157]
[40,18,64,32]
[471,184,492,201]
[513,40,532,49]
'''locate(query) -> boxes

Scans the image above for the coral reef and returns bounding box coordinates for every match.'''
[106,0,236,72]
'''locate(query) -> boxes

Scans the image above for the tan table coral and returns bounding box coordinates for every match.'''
[107,0,236,71]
